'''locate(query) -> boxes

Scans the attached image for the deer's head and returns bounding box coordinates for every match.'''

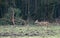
[35,20,39,24]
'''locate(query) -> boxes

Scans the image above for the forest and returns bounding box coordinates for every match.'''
[0,0,60,25]
[0,0,60,38]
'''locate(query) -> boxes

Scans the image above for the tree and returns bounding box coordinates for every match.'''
[10,0,16,25]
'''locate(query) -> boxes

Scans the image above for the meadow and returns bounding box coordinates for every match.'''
[0,24,60,38]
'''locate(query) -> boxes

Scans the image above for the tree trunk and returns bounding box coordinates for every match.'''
[35,0,37,13]
[27,0,30,25]
[11,8,15,25]
[11,0,16,25]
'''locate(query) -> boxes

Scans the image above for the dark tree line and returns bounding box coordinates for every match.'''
[0,0,60,25]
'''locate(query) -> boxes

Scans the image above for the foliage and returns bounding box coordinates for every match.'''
[0,0,60,25]
[0,7,22,25]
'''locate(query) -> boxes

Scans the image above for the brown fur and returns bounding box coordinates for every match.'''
[35,20,49,26]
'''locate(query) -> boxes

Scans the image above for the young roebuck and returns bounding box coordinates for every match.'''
[35,20,49,26]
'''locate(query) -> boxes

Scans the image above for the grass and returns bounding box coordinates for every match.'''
[0,36,60,38]
[0,24,60,38]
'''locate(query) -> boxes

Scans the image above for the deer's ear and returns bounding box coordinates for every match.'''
[37,20,38,21]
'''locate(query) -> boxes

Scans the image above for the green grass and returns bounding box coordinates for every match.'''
[0,25,60,38]
[0,36,60,38]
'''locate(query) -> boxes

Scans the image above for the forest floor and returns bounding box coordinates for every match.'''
[0,24,60,38]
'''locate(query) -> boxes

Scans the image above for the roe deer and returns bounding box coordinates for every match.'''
[35,20,49,26]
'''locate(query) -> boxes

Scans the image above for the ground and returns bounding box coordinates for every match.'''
[0,24,60,38]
